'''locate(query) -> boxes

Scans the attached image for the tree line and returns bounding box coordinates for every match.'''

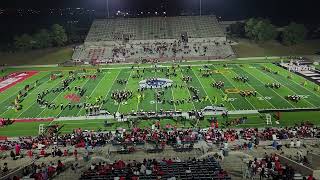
[13,24,68,51]
[229,18,307,45]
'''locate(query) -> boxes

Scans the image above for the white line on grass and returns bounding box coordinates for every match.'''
[206,68,236,111]
[191,68,214,106]
[55,78,90,118]
[99,70,121,111]
[212,65,256,110]
[154,68,158,112]
[178,68,196,110]
[75,73,107,116]
[0,72,49,105]
[257,67,316,108]
[236,65,276,109]
[16,77,63,118]
[269,64,320,99]
[170,87,177,111]
[117,69,133,113]
[0,74,54,117]
[37,77,89,118]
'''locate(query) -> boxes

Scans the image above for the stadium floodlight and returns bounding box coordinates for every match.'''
[200,0,202,16]
[105,0,110,18]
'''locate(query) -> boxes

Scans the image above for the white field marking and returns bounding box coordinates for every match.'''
[0,74,54,117]
[236,65,276,109]
[212,65,256,110]
[178,68,196,110]
[99,70,121,110]
[37,77,89,118]
[256,66,316,108]
[170,87,177,111]
[270,64,320,99]
[154,68,158,112]
[191,68,214,106]
[16,77,63,118]
[75,73,108,116]
[116,69,133,113]
[0,72,49,105]
[55,78,91,118]
[244,66,297,108]
[207,67,236,111]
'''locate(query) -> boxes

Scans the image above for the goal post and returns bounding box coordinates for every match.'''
[266,114,272,125]
[38,124,45,135]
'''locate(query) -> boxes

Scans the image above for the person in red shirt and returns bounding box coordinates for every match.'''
[307,174,314,180]
[40,149,46,157]
[73,149,78,160]
[27,149,33,158]
[56,160,64,174]
[63,149,68,156]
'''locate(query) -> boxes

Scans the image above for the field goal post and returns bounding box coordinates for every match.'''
[266,114,272,125]
[38,124,45,135]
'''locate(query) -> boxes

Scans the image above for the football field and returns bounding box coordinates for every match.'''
[0,62,320,120]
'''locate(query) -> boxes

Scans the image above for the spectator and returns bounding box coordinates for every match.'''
[296,139,301,148]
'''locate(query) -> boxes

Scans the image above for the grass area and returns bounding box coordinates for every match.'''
[0,47,73,66]
[1,111,320,137]
[1,62,320,119]
[232,39,320,57]
[1,60,320,137]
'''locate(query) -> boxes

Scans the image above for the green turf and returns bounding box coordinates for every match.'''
[1,111,320,137]
[1,60,320,137]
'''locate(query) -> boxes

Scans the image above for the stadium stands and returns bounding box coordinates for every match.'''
[73,15,235,64]
[80,157,230,180]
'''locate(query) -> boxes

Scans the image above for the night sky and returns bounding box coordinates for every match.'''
[0,0,318,24]
[0,0,318,44]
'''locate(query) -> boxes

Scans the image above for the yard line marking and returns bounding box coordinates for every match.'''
[0,74,53,117]
[16,77,63,118]
[206,68,236,111]
[154,68,158,112]
[170,87,177,111]
[256,66,316,108]
[236,65,276,109]
[267,64,320,100]
[55,78,90,118]
[75,72,107,116]
[178,68,196,110]
[191,68,214,106]
[0,72,49,105]
[252,67,302,108]
[37,77,88,118]
[99,70,121,111]
[116,69,133,113]
[212,65,256,110]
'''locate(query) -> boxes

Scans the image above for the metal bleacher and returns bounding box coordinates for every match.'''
[85,15,225,43]
[80,157,231,180]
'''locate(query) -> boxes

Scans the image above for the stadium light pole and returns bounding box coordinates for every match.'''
[199,0,202,16]
[105,0,110,18]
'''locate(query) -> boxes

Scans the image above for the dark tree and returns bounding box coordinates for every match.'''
[50,24,68,46]
[281,22,307,45]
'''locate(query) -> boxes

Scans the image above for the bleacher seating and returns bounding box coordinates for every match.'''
[85,16,225,42]
[72,15,235,63]
[80,157,231,180]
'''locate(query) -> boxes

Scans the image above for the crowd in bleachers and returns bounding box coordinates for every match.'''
[1,122,320,179]
[72,15,236,64]
[1,122,320,155]
[76,40,234,64]
[245,153,296,179]
[80,156,230,180]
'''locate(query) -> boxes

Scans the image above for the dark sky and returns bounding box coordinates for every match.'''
[0,0,318,24]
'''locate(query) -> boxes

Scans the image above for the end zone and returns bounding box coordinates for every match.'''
[0,71,38,93]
